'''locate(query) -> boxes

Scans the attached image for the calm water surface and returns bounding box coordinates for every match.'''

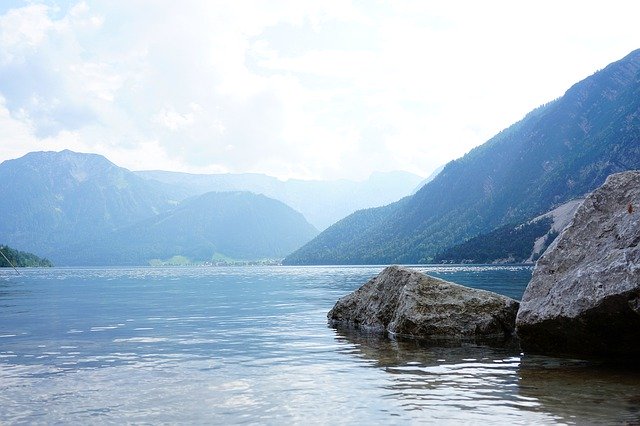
[1,265,638,424]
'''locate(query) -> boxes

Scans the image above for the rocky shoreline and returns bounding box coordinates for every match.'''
[328,171,640,358]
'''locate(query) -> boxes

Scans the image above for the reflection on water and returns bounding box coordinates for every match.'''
[518,355,640,425]
[333,327,550,424]
[334,326,640,425]
[0,266,638,424]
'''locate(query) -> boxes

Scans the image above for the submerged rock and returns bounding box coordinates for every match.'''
[516,171,640,356]
[328,265,519,341]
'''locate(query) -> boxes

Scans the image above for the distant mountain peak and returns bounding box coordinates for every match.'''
[135,168,423,230]
[0,150,177,262]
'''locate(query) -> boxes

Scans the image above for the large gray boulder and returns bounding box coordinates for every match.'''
[328,265,519,340]
[516,171,640,356]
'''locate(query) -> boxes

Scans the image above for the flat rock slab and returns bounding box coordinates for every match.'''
[516,171,640,356]
[328,265,519,341]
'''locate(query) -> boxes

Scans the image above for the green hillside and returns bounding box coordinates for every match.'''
[432,217,554,264]
[0,245,53,267]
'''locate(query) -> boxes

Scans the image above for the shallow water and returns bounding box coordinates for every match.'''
[0,265,638,424]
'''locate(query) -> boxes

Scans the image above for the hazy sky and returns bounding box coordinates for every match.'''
[1,1,639,180]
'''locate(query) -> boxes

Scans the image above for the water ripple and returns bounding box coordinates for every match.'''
[0,266,638,424]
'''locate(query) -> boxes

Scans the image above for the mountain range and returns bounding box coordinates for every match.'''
[284,48,640,265]
[0,150,420,266]
[66,191,318,266]
[0,150,318,265]
[4,49,640,267]
[136,169,424,230]
[0,150,177,261]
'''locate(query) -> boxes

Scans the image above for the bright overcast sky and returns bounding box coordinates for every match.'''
[1,1,639,180]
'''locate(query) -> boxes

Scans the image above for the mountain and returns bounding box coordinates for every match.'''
[0,150,178,260]
[0,150,317,266]
[411,164,445,194]
[136,169,423,230]
[284,49,640,265]
[64,191,318,266]
[432,198,582,264]
[0,244,53,267]
[432,217,555,264]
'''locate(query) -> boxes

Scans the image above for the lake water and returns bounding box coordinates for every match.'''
[1,265,639,424]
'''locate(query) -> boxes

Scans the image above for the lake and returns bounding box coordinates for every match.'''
[1,265,639,424]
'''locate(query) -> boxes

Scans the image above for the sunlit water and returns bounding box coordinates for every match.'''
[1,265,639,424]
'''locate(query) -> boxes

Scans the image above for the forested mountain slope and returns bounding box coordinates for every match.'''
[0,244,53,267]
[285,49,640,265]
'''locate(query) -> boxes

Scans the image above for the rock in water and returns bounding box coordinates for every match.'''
[516,171,640,356]
[328,265,519,340]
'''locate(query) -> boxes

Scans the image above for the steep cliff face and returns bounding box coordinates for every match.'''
[516,171,640,356]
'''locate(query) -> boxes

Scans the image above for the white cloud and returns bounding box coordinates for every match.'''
[0,4,52,64]
[153,106,195,131]
[0,1,639,180]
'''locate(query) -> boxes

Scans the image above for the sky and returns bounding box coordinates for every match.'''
[1,1,639,181]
